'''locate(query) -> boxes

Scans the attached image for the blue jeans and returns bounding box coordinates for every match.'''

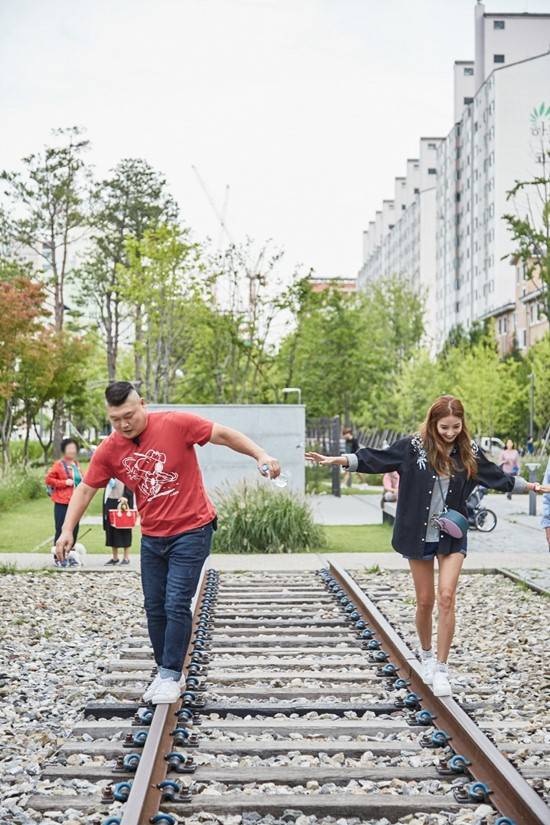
[140,522,213,680]
[423,539,468,560]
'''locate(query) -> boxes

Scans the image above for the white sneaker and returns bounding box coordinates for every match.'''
[433,668,452,697]
[150,677,181,705]
[419,655,436,685]
[142,673,163,702]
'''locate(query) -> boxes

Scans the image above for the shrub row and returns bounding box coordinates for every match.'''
[212,483,325,554]
[0,467,46,513]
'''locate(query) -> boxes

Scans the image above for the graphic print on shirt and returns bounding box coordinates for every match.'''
[122,449,179,502]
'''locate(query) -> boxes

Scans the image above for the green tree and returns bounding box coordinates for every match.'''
[527,334,550,436]
[390,349,445,432]
[447,335,527,440]
[503,124,550,320]
[276,276,425,424]
[17,330,93,465]
[0,261,46,465]
[203,240,299,404]
[120,224,200,402]
[359,276,426,426]
[366,276,426,365]
[76,158,178,380]
[276,288,374,421]
[1,127,91,453]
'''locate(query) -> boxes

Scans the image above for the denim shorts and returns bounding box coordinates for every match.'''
[423,539,468,561]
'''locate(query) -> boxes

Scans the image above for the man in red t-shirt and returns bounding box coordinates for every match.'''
[56,381,281,704]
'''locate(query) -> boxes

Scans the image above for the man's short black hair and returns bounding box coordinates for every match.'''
[60,437,79,453]
[105,381,139,407]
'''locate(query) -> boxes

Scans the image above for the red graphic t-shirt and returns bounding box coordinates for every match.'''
[84,412,216,537]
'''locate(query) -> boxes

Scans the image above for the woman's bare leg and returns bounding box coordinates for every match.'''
[408,559,435,650]
[435,552,464,662]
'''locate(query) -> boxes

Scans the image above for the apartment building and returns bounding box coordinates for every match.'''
[358,138,443,346]
[359,2,550,353]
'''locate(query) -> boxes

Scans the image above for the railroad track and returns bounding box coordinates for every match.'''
[26,561,550,825]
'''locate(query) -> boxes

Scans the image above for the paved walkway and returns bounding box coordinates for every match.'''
[308,493,382,525]
[310,490,549,556]
[1,549,548,577]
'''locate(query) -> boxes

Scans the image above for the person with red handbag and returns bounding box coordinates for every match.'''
[45,438,83,566]
[103,478,136,566]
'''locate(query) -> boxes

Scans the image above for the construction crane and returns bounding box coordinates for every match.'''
[191,165,233,248]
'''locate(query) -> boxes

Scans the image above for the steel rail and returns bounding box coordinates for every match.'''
[497,567,550,598]
[119,559,212,825]
[325,559,550,825]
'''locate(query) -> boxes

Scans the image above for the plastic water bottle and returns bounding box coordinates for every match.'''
[260,464,289,488]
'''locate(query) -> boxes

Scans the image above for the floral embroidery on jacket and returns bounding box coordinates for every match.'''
[471,440,479,455]
[411,432,428,470]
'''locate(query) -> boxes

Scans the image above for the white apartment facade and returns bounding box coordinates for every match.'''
[359,2,550,352]
[358,139,443,347]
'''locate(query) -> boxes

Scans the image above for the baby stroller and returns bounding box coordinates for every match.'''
[466,486,497,532]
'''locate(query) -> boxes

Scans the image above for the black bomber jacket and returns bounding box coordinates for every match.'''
[346,434,525,559]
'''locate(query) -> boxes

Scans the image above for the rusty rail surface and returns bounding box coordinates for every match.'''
[325,558,550,825]
[119,560,211,825]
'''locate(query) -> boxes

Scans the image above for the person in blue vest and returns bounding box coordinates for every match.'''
[542,456,550,552]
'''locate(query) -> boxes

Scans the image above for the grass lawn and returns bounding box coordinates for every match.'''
[0,492,109,554]
[0,493,393,555]
[315,482,381,496]
[321,523,393,553]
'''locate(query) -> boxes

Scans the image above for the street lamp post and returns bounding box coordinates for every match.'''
[528,372,535,441]
[282,387,302,404]
[526,462,540,516]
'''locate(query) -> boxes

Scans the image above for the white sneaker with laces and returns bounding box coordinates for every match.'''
[420,655,436,685]
[150,677,181,705]
[433,667,452,697]
[142,673,163,702]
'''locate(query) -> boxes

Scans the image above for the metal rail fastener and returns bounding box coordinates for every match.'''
[323,558,550,825]
[118,561,214,825]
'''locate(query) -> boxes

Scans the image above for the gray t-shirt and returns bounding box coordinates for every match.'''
[425,475,449,542]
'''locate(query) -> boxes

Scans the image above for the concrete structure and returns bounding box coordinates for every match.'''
[359,3,550,353]
[358,138,443,347]
[436,42,550,350]
[494,266,548,355]
[148,404,305,494]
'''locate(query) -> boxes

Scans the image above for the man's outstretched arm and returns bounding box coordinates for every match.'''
[55,482,98,561]
[210,424,280,478]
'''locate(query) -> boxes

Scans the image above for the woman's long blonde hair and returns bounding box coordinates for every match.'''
[420,395,477,478]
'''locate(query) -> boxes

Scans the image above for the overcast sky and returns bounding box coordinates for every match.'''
[1,0,548,279]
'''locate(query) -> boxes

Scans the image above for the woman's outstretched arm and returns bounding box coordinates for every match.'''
[474,448,549,493]
[306,436,409,474]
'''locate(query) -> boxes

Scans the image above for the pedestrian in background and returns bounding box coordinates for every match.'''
[382,470,399,502]
[45,438,82,566]
[499,439,520,501]
[542,456,550,552]
[342,427,359,454]
[103,478,135,566]
[526,435,535,456]
[342,427,362,486]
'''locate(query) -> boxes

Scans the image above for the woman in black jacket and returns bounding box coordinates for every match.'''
[306,395,548,697]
